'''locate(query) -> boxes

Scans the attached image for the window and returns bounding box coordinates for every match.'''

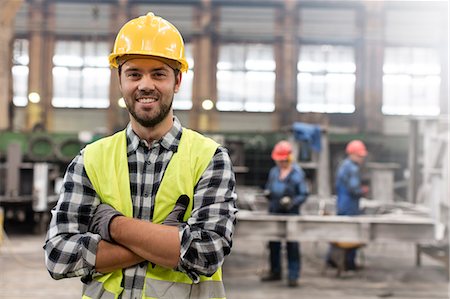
[297,45,356,113]
[217,44,275,112]
[52,40,110,108]
[173,44,193,110]
[382,47,440,116]
[12,39,29,107]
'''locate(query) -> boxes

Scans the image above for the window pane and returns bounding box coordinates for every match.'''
[246,45,275,71]
[297,45,355,113]
[245,71,275,112]
[217,45,245,70]
[174,43,193,110]
[216,70,245,111]
[325,73,355,112]
[52,67,82,107]
[382,47,440,116]
[12,66,28,106]
[217,43,275,112]
[52,40,110,108]
[82,68,110,108]
[53,41,83,67]
[84,42,109,67]
[12,39,29,107]
[174,70,193,110]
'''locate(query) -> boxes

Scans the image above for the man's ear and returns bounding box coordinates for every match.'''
[174,72,182,93]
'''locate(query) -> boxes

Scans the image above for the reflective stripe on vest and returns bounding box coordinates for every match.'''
[82,280,116,299]
[83,128,224,299]
[144,278,226,299]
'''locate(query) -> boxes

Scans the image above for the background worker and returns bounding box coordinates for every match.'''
[327,139,369,270]
[44,12,237,299]
[261,140,309,287]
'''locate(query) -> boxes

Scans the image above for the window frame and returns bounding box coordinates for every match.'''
[216,42,276,112]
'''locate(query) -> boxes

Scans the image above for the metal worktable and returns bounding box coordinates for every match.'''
[236,210,436,243]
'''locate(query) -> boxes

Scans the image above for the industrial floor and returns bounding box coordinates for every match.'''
[1,222,448,299]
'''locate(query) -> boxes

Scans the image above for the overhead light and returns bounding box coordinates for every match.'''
[78,130,93,143]
[28,92,40,103]
[202,99,214,111]
[118,97,126,108]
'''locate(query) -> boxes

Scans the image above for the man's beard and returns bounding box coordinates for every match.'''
[127,96,173,128]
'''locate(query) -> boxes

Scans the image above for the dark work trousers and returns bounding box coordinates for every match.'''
[269,241,301,280]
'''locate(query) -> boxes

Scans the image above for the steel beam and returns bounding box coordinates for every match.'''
[236,211,435,243]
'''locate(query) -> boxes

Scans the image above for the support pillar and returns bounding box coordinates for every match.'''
[26,0,46,131]
[107,0,130,133]
[274,0,298,130]
[360,2,384,133]
[190,0,217,132]
[0,0,24,131]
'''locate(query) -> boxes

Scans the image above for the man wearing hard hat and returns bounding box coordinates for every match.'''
[44,12,237,299]
[327,140,369,271]
[261,140,309,287]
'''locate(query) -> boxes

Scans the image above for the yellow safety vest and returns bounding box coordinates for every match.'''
[83,128,225,299]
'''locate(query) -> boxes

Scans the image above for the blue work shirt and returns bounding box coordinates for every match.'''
[335,158,364,216]
[265,163,309,215]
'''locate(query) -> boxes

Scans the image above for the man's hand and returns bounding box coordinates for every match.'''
[262,189,271,199]
[163,195,189,226]
[280,196,292,211]
[361,185,370,197]
[88,204,123,242]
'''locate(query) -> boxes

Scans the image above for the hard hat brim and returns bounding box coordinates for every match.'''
[271,153,290,161]
[114,54,183,71]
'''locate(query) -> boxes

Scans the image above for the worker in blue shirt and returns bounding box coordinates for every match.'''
[261,140,309,287]
[328,140,369,270]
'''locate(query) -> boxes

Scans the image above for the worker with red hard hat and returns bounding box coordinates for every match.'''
[326,139,369,271]
[261,140,309,287]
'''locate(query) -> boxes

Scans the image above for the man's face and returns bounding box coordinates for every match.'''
[350,154,366,165]
[119,58,181,128]
[275,159,290,169]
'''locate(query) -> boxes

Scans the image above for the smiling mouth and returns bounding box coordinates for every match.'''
[137,97,157,103]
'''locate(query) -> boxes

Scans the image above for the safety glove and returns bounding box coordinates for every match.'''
[88,203,123,243]
[163,194,190,226]
[280,196,293,211]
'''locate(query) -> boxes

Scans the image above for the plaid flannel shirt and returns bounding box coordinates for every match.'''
[44,117,238,298]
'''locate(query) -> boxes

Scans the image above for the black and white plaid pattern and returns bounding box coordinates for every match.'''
[44,117,238,298]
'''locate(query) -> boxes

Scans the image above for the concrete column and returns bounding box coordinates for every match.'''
[274,0,298,130]
[407,119,420,204]
[190,0,217,132]
[360,1,384,133]
[439,10,448,115]
[0,0,24,131]
[43,2,55,131]
[367,162,400,203]
[26,0,46,131]
[108,0,130,133]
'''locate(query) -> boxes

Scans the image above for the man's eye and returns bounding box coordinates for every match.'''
[153,72,166,78]
[127,73,141,78]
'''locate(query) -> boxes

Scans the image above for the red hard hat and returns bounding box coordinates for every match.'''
[271,140,292,161]
[345,140,368,157]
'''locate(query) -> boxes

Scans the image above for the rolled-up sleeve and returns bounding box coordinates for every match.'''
[43,153,101,280]
[177,147,238,278]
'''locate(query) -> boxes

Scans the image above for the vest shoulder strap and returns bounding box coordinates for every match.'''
[84,130,133,217]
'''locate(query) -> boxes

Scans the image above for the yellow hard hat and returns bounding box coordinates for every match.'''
[109,12,189,72]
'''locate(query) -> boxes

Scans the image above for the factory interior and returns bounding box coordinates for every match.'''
[0,0,449,298]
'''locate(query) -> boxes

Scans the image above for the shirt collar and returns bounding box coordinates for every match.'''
[126,116,183,154]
